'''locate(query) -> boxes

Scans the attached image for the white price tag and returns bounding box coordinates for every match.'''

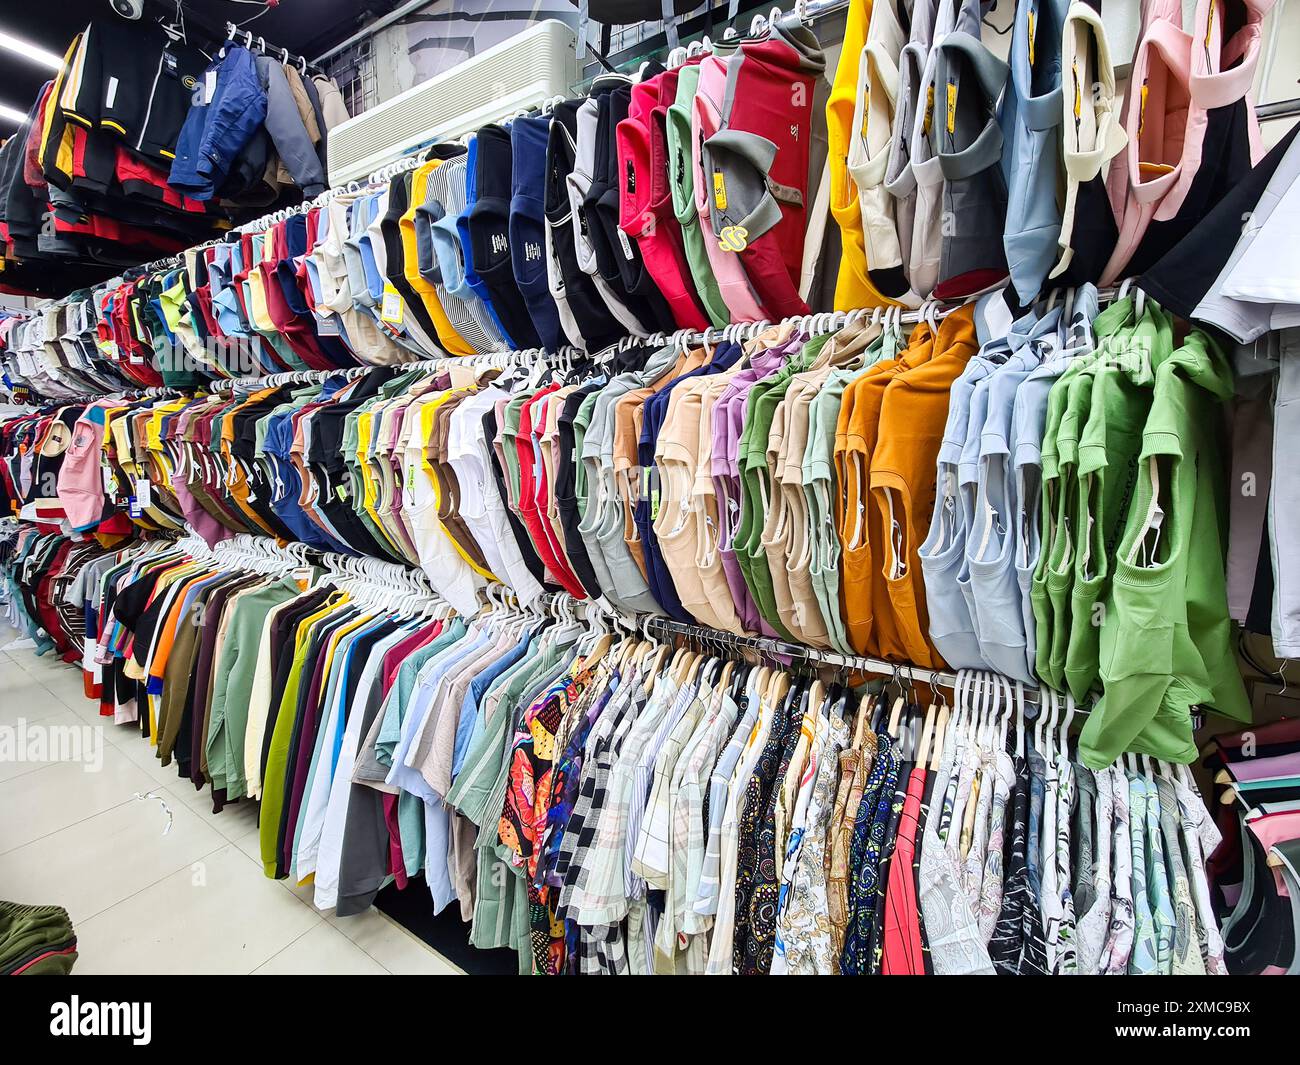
[616,226,635,261]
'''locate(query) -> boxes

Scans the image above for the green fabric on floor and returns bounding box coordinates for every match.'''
[0,900,78,974]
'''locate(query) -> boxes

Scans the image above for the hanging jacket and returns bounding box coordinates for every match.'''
[168,44,268,201]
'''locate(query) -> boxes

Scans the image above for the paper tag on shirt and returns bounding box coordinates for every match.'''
[713,169,728,211]
[101,462,116,494]
[380,282,404,325]
[615,226,636,261]
[335,483,348,502]
[204,70,218,105]
[129,495,141,519]
[134,478,152,509]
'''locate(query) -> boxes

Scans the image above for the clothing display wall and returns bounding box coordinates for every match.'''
[1,0,1298,979]
[5,523,1280,976]
[0,281,1263,767]
[3,0,1277,368]
[0,18,350,295]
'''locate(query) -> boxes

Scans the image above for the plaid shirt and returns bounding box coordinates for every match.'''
[653,683,740,971]
[631,681,708,890]
[552,672,635,899]
[563,676,679,926]
[625,679,698,898]
[693,674,763,925]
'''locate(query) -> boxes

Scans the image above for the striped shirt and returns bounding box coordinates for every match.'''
[631,680,706,889]
[692,673,763,922]
[563,676,677,926]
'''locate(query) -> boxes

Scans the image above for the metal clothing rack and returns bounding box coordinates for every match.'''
[222,21,322,78]
[642,614,1053,705]
[197,278,1132,397]
[203,345,548,393]
[640,615,1206,730]
[13,270,1134,404]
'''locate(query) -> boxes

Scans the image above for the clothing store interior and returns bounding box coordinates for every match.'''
[2,0,1300,988]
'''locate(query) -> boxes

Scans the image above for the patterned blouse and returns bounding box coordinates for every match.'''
[773,711,850,974]
[841,733,898,975]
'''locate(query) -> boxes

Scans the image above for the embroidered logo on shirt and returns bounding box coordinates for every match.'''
[491,232,509,256]
[524,241,542,262]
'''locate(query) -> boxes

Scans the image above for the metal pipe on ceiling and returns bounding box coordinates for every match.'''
[311,0,432,64]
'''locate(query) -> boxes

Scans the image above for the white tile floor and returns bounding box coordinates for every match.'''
[0,620,462,975]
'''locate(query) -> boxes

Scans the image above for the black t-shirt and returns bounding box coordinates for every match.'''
[1141,123,1299,318]
[1125,87,1259,278]
[381,171,445,345]
[547,101,626,352]
[585,84,673,333]
[468,124,543,349]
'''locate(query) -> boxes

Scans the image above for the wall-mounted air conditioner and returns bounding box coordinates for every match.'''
[326,19,580,185]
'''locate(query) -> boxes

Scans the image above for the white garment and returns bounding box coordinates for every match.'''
[847,0,919,305]
[1050,3,1128,281]
[1074,766,1114,974]
[447,388,544,606]
[919,717,996,974]
[402,397,482,615]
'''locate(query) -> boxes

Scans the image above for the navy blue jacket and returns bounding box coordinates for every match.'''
[168,45,267,201]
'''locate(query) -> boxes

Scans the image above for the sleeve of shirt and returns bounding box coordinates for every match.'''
[259,57,326,197]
